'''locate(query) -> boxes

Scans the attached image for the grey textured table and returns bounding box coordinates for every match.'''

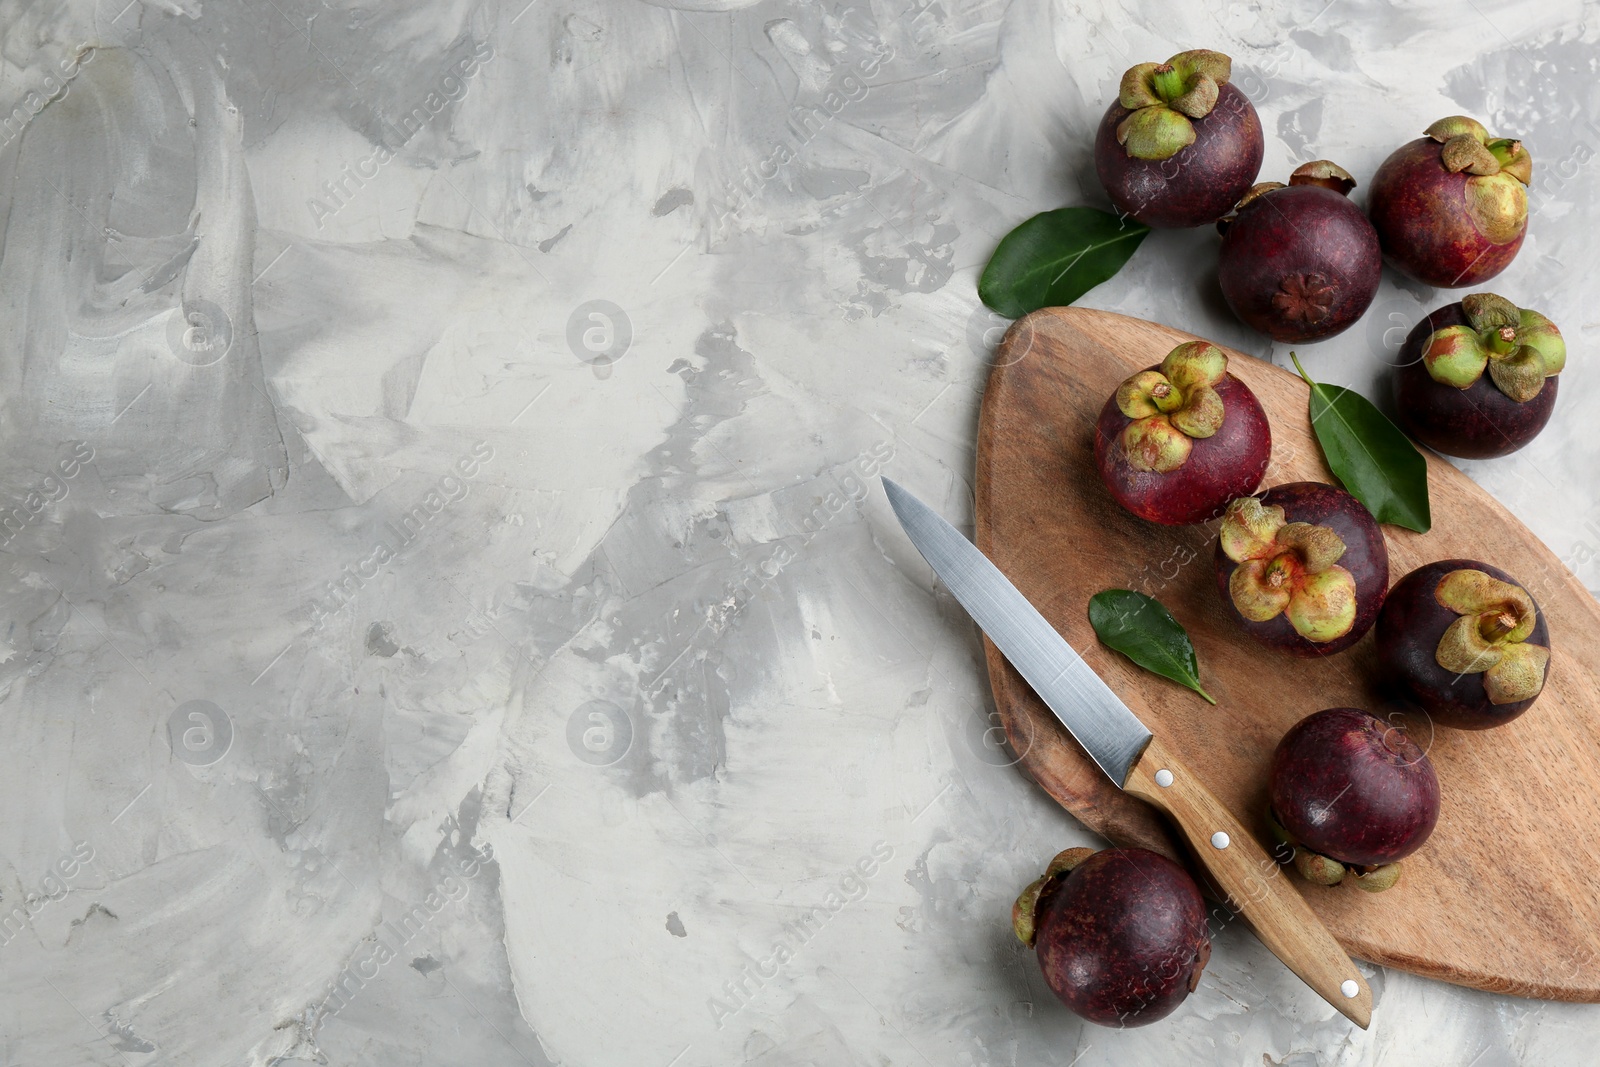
[0,0,1595,1063]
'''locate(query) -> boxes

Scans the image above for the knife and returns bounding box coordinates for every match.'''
[882,477,1372,1029]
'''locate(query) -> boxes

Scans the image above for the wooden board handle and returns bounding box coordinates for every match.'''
[1125,735,1373,1029]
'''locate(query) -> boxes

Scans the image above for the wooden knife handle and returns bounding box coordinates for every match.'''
[1125,735,1373,1029]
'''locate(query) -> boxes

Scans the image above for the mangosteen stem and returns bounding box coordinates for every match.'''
[1489,139,1524,167]
[1480,610,1520,641]
[1151,64,1184,101]
[1489,326,1518,355]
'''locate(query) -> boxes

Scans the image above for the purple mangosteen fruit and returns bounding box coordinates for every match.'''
[1267,707,1440,891]
[1013,846,1210,1027]
[1394,293,1565,459]
[1368,116,1531,288]
[1094,49,1264,228]
[1095,341,1272,525]
[1213,482,1388,657]
[1376,559,1551,730]
[1217,161,1382,343]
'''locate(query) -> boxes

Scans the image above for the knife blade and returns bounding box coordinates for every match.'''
[881,477,1152,785]
[882,476,1373,1028]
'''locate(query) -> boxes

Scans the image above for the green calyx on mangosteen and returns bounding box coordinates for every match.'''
[1426,116,1532,246]
[1094,49,1263,228]
[1114,49,1234,161]
[1094,343,1272,526]
[1376,559,1551,729]
[1219,495,1357,644]
[1367,115,1532,288]
[1422,292,1565,402]
[1011,846,1097,947]
[1267,804,1402,892]
[1114,341,1230,473]
[1431,568,1550,705]
[1213,483,1388,657]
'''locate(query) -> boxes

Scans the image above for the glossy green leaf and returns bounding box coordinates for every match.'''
[1291,354,1432,533]
[978,208,1151,319]
[1087,589,1215,704]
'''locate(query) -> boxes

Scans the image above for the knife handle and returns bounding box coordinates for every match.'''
[1125,735,1373,1029]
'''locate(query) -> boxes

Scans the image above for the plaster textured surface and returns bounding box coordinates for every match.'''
[0,1,1595,1063]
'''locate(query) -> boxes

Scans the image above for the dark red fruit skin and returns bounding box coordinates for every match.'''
[1375,559,1550,730]
[1033,848,1210,1027]
[1094,83,1264,229]
[1271,707,1440,868]
[1094,369,1271,525]
[1212,481,1389,657]
[1217,186,1382,343]
[1394,304,1558,459]
[1367,138,1525,288]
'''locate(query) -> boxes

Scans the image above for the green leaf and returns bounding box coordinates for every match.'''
[978,208,1150,319]
[1087,589,1215,704]
[1290,354,1432,533]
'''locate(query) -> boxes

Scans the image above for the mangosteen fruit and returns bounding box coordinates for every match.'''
[1376,559,1551,730]
[1094,49,1264,228]
[1216,161,1382,343]
[1267,707,1440,891]
[1394,293,1565,458]
[1014,846,1210,1026]
[1213,482,1388,657]
[1094,341,1272,525]
[1368,116,1531,288]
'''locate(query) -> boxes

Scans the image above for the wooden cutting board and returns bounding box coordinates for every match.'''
[974,306,1600,1001]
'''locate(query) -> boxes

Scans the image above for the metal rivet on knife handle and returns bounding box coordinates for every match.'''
[1155,768,1174,787]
